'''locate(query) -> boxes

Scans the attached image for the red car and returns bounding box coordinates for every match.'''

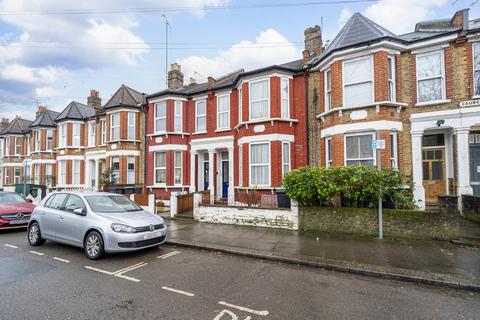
[0,192,35,230]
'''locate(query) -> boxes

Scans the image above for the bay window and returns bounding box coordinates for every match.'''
[72,123,80,147]
[249,79,269,120]
[281,78,289,118]
[343,56,373,107]
[250,142,270,186]
[174,151,182,185]
[282,142,290,179]
[46,164,53,186]
[128,112,135,140]
[326,137,333,167]
[325,68,331,112]
[72,160,81,185]
[345,134,374,166]
[46,130,53,151]
[59,124,66,148]
[474,42,480,96]
[416,50,445,103]
[174,101,182,132]
[110,156,120,182]
[217,95,230,129]
[14,137,20,155]
[5,137,10,156]
[127,156,135,184]
[101,120,106,145]
[155,102,166,133]
[88,122,95,147]
[155,152,166,184]
[388,56,396,101]
[34,130,40,151]
[110,113,120,141]
[196,100,206,132]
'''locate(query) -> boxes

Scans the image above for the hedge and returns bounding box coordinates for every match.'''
[283,166,415,209]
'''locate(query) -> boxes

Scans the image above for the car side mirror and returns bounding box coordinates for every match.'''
[73,208,86,216]
[27,199,33,203]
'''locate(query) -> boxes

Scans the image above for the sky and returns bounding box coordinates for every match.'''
[0,0,479,121]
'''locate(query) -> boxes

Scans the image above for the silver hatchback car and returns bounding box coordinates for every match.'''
[27,192,167,260]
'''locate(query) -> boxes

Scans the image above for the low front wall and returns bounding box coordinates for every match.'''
[462,195,480,223]
[299,207,459,240]
[194,203,298,230]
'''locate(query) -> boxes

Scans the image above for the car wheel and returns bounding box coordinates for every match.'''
[28,222,45,246]
[84,231,104,260]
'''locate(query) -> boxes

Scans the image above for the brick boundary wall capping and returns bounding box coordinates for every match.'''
[462,195,480,224]
[299,207,459,240]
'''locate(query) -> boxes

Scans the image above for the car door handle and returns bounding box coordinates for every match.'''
[41,212,45,216]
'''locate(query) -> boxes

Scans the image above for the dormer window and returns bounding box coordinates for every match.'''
[416,50,445,103]
[249,79,269,120]
[154,102,166,133]
[343,56,373,107]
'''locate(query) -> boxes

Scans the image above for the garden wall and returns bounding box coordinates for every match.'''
[462,195,480,223]
[299,207,459,240]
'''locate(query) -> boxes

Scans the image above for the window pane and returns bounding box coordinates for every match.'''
[197,116,206,131]
[418,78,442,102]
[155,153,166,167]
[431,161,443,180]
[156,102,166,117]
[156,169,166,184]
[197,101,206,114]
[174,151,181,167]
[250,80,268,101]
[64,195,85,212]
[423,162,430,180]
[251,144,269,164]
[346,136,359,159]
[475,70,480,96]
[344,58,372,84]
[250,100,269,119]
[422,134,444,147]
[48,194,68,210]
[417,52,441,79]
[344,82,372,107]
[359,135,373,158]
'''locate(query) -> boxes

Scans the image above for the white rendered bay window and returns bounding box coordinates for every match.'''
[416,50,445,103]
[249,79,269,120]
[343,56,373,107]
[250,142,270,186]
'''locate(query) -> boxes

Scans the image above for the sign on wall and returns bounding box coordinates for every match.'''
[459,99,480,108]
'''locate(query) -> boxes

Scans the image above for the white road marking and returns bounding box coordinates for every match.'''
[113,262,147,275]
[161,286,195,297]
[85,262,147,283]
[218,301,269,316]
[4,244,18,249]
[29,250,45,256]
[213,310,238,320]
[157,250,181,259]
[53,257,70,263]
[115,274,141,283]
[84,266,114,275]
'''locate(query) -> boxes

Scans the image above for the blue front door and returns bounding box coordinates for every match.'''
[203,160,209,191]
[222,160,229,199]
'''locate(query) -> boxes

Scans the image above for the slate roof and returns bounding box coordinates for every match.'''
[103,84,146,109]
[0,117,33,135]
[30,109,60,128]
[55,101,95,122]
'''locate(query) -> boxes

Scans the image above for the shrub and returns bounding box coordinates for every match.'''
[283,166,415,209]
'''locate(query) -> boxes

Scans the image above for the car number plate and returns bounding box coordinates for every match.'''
[143,231,161,240]
[10,219,29,225]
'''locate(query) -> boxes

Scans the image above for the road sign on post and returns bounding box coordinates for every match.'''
[375,134,384,239]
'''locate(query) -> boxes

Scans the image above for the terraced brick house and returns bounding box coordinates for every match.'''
[306,9,480,210]
[145,61,308,203]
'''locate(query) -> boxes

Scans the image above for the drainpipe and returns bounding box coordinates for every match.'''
[305,68,310,164]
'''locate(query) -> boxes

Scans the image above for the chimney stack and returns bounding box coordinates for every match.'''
[168,63,184,90]
[87,90,102,109]
[207,76,215,90]
[36,106,47,118]
[0,117,9,130]
[304,25,323,57]
[189,77,197,86]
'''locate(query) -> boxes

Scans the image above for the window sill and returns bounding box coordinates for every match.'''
[147,132,190,137]
[235,118,298,130]
[415,99,451,107]
[215,128,231,133]
[192,131,207,136]
[107,139,141,143]
[316,101,408,119]
[147,185,190,189]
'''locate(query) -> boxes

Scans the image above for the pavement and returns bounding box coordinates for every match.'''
[1,229,479,319]
[166,218,480,292]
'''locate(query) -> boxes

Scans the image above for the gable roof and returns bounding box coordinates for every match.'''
[0,117,33,135]
[30,109,60,128]
[55,101,95,122]
[103,84,146,109]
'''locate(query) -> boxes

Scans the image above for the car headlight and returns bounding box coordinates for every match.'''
[111,223,136,233]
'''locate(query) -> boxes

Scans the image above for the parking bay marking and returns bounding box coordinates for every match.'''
[157,250,181,259]
[4,244,18,249]
[53,257,70,263]
[161,286,195,297]
[85,261,148,282]
[29,250,45,256]
[218,301,269,316]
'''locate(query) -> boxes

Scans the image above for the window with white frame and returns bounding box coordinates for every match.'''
[345,134,374,167]
[46,130,53,151]
[416,50,444,103]
[127,156,135,184]
[282,142,290,179]
[154,152,166,184]
[388,56,396,101]
[343,56,373,107]
[101,120,106,145]
[14,168,20,184]
[72,123,80,147]
[281,78,290,118]
[4,168,10,185]
[34,164,40,184]
[249,79,269,120]
[14,137,20,155]
[72,160,81,185]
[238,87,243,124]
[5,137,10,156]
[174,101,182,132]
[250,142,270,186]
[110,113,120,141]
[46,164,53,186]
[390,132,398,169]
[217,95,230,129]
[59,124,66,148]
[34,130,40,151]
[154,102,166,133]
[88,122,95,147]
[326,137,333,167]
[196,100,206,132]
[174,151,182,185]
[110,156,120,182]
[325,68,332,112]
[58,161,66,185]
[127,112,135,140]
[27,136,30,155]
[474,42,480,96]
[238,145,243,186]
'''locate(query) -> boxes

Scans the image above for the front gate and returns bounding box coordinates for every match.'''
[177,193,194,218]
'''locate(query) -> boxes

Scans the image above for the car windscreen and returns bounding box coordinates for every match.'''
[84,195,143,213]
[0,193,27,204]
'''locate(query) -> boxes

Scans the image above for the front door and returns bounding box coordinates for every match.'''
[222,159,229,199]
[422,148,446,202]
[470,132,480,196]
[203,158,209,191]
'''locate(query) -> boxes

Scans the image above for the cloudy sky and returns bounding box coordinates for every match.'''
[0,0,479,120]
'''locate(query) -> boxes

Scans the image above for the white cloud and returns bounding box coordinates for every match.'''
[338,7,352,29]
[177,29,301,81]
[35,87,62,98]
[363,0,447,34]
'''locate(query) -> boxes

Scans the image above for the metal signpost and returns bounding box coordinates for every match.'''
[372,134,385,239]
